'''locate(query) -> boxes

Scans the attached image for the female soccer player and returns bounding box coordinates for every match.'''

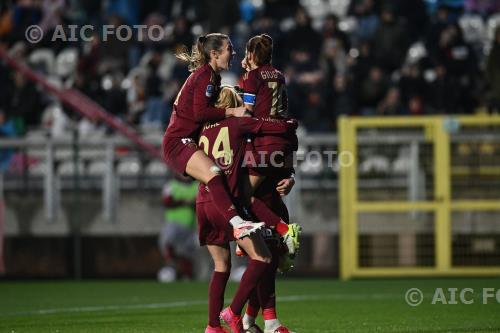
[162,33,264,240]
[199,87,297,333]
[239,34,300,333]
[240,34,301,246]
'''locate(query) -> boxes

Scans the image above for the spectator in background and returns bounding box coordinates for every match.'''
[285,7,323,62]
[348,0,379,43]
[320,38,350,127]
[426,5,453,59]
[8,70,44,134]
[486,27,500,113]
[8,0,42,43]
[103,73,127,119]
[157,174,198,282]
[285,47,324,130]
[376,86,404,115]
[331,73,356,124]
[140,12,168,54]
[141,51,166,127]
[407,95,426,115]
[322,14,350,53]
[358,65,388,115]
[126,72,145,125]
[434,24,478,113]
[427,64,461,114]
[435,24,477,79]
[372,4,410,72]
[349,39,374,93]
[167,16,194,51]
[393,0,428,41]
[399,64,428,105]
[98,15,130,74]
[320,37,348,95]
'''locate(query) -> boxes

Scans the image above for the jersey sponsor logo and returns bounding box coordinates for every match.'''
[243,93,256,105]
[206,84,214,97]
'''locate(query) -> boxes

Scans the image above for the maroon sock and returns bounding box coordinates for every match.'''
[247,289,260,315]
[230,260,269,315]
[258,245,279,310]
[207,176,238,221]
[208,271,230,327]
[250,197,283,228]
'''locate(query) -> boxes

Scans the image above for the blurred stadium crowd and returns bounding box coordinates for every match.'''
[0,0,499,139]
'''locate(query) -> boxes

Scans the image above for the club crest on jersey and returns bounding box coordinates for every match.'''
[206,84,214,97]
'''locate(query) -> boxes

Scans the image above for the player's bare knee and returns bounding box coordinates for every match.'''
[214,260,231,273]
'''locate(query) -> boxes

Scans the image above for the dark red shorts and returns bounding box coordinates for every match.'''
[163,136,199,175]
[196,201,234,246]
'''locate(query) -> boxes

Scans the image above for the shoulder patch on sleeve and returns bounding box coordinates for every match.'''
[206,84,214,97]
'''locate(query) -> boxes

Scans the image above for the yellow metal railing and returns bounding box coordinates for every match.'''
[339,115,500,280]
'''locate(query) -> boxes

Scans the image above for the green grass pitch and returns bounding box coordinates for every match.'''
[1,278,500,332]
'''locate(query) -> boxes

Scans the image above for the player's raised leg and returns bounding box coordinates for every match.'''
[241,175,301,254]
[186,150,264,239]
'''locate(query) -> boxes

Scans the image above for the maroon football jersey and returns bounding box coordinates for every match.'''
[196,117,296,203]
[165,64,226,139]
[241,64,291,149]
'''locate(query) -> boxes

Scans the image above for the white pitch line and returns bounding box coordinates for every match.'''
[0,293,405,318]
